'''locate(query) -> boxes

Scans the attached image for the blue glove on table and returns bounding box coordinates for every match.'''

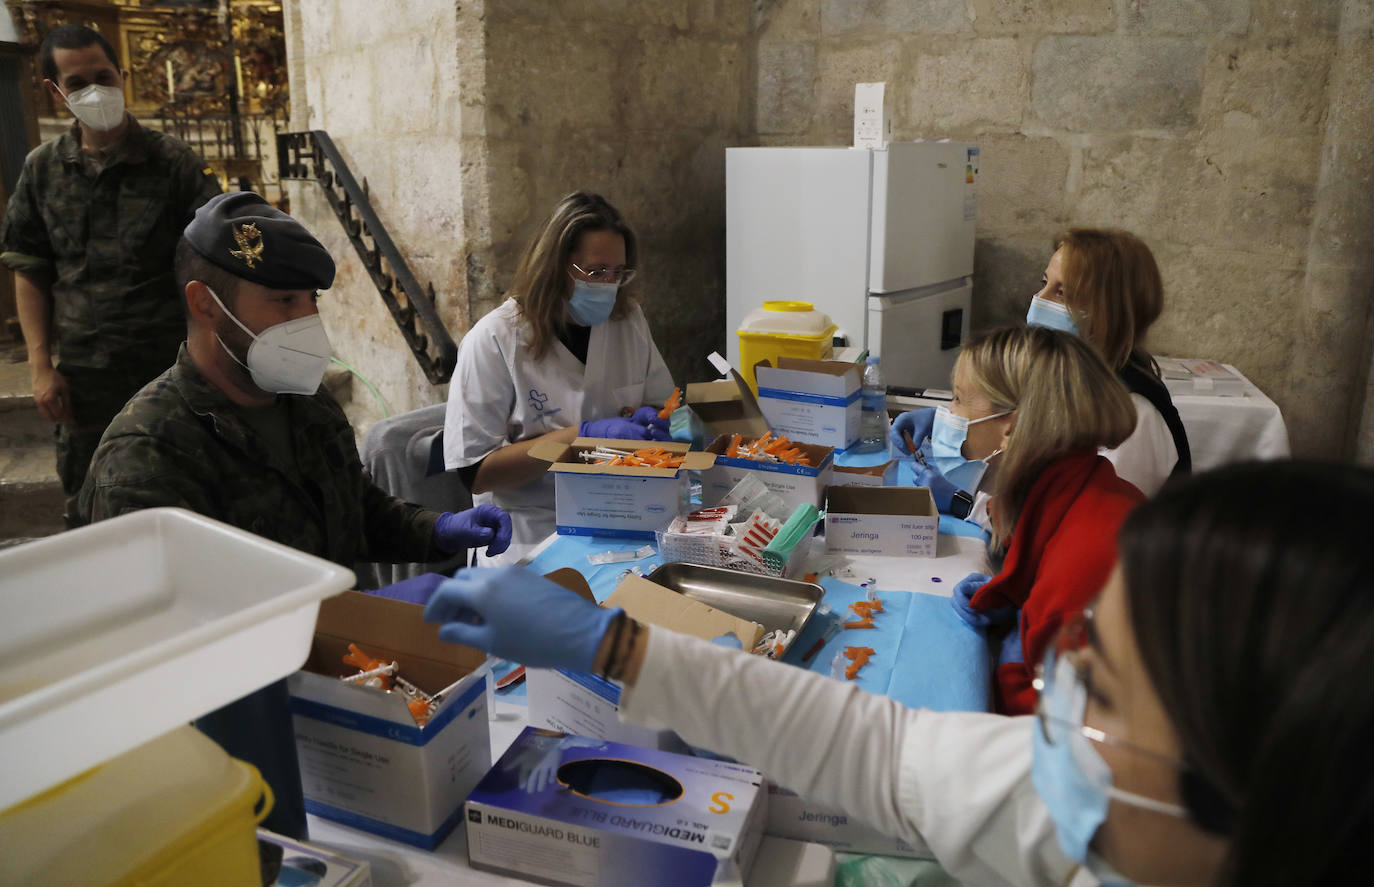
[423,565,623,672]
[630,406,672,441]
[889,407,935,454]
[912,463,961,513]
[434,504,512,556]
[368,572,447,605]
[950,572,1002,629]
[579,417,654,440]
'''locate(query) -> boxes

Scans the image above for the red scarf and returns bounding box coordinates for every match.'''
[971,451,1144,714]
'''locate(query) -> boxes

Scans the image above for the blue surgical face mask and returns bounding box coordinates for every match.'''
[1031,650,1188,882]
[567,278,619,326]
[1026,296,1079,335]
[930,405,1009,492]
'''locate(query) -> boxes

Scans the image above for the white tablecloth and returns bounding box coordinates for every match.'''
[1171,364,1291,471]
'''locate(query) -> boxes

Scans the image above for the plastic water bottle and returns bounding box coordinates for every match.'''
[856,355,887,452]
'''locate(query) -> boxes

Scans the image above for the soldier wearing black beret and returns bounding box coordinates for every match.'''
[75,192,511,837]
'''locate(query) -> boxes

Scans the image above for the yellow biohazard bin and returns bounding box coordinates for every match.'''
[0,725,272,887]
[737,300,838,393]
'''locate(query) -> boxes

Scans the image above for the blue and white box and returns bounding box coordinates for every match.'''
[288,591,492,850]
[755,358,862,450]
[465,727,766,886]
[701,436,835,515]
[529,437,717,539]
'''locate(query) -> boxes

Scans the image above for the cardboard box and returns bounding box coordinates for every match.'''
[527,573,765,750]
[823,486,939,557]
[700,435,835,516]
[257,828,374,886]
[529,437,716,539]
[465,727,766,887]
[832,460,897,487]
[763,784,933,860]
[685,379,759,441]
[288,591,491,850]
[754,358,862,450]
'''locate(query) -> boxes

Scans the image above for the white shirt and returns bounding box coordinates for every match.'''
[443,298,674,563]
[1102,394,1178,497]
[621,628,1085,887]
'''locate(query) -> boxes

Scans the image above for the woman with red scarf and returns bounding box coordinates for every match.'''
[940,325,1140,715]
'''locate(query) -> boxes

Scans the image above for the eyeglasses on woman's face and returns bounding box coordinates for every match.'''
[570,262,637,285]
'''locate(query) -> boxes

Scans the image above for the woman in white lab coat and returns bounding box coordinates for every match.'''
[425,460,1374,886]
[444,193,675,563]
[1025,228,1190,496]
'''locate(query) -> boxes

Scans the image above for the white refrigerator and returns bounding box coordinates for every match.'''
[725,141,979,390]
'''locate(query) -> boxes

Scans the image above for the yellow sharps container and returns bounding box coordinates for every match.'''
[736,300,838,393]
[0,725,272,886]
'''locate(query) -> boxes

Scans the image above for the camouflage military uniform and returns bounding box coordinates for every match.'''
[77,344,443,568]
[0,117,221,507]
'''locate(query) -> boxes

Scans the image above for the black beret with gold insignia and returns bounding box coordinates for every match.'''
[184,191,335,290]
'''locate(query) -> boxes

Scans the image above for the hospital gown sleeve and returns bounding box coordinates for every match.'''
[1101,394,1176,497]
[620,628,1080,887]
[444,322,517,470]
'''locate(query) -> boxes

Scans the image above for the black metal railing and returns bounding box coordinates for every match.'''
[277,130,457,384]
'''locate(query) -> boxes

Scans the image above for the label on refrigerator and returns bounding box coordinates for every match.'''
[854,82,888,148]
[963,146,979,221]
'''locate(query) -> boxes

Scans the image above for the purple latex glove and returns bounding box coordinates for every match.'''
[368,572,447,605]
[423,565,622,672]
[889,407,935,454]
[913,462,961,513]
[434,504,512,556]
[630,406,672,442]
[579,417,653,440]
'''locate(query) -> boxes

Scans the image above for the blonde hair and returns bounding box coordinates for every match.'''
[958,325,1136,549]
[511,192,640,360]
[1054,228,1163,373]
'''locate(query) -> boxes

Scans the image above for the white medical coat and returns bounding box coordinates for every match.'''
[621,628,1092,887]
[443,298,674,564]
[1102,394,1178,497]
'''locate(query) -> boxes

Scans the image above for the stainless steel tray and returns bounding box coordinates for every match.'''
[644,563,823,651]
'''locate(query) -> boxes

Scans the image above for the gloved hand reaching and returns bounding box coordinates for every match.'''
[889,407,935,455]
[913,462,961,513]
[629,406,672,442]
[423,565,622,672]
[579,417,655,440]
[950,572,1017,629]
[368,572,448,605]
[434,504,512,556]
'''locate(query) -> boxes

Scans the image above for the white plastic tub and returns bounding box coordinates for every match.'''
[0,507,354,809]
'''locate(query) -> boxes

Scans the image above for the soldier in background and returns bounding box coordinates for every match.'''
[0,23,222,524]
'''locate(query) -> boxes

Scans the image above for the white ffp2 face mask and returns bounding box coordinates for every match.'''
[58,83,126,132]
[206,286,333,395]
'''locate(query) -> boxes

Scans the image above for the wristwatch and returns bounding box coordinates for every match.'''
[950,490,975,520]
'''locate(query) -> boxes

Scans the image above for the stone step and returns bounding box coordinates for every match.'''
[0,443,65,540]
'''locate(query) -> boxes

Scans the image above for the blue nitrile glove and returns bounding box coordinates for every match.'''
[998,622,1024,666]
[368,572,447,605]
[579,417,653,440]
[526,736,603,794]
[712,632,744,650]
[423,565,623,672]
[889,407,935,454]
[630,406,672,441]
[950,572,1017,629]
[434,504,512,556]
[913,463,960,513]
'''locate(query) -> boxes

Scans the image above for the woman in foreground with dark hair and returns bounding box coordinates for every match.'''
[426,461,1374,886]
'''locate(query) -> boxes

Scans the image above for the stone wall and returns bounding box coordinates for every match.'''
[756,0,1374,459]
[286,0,1374,458]
[285,0,752,433]
[284,0,479,429]
[474,1,752,384]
